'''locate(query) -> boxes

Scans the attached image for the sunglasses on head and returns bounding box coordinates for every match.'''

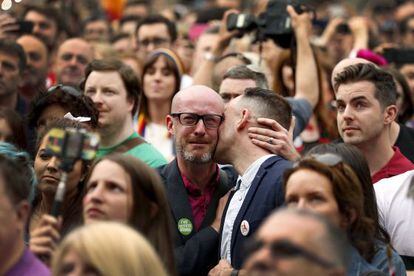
[294,153,343,168]
[47,84,82,98]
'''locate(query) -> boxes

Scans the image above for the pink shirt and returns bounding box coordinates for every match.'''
[372,147,414,184]
[182,167,219,231]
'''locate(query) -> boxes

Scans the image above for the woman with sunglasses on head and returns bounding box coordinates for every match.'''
[82,153,176,275]
[283,154,406,275]
[137,48,183,161]
[29,119,91,264]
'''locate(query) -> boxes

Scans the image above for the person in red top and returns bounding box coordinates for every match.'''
[334,63,414,183]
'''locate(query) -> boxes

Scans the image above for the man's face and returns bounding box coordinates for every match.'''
[399,63,414,101]
[214,96,241,164]
[135,23,172,59]
[168,91,224,164]
[17,35,48,88]
[84,71,133,133]
[84,20,110,42]
[219,78,256,103]
[336,81,386,146]
[55,39,93,87]
[402,18,414,47]
[0,52,21,98]
[244,213,335,276]
[24,10,58,49]
[0,178,25,255]
[327,33,354,64]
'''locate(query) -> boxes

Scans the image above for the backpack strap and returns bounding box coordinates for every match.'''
[113,136,146,154]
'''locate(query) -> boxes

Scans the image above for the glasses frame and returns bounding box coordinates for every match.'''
[171,112,224,129]
[48,84,82,98]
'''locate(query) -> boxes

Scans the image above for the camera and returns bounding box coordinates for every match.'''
[46,127,100,172]
[226,0,308,48]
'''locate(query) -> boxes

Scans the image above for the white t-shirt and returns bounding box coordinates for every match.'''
[374,170,414,256]
[144,122,174,162]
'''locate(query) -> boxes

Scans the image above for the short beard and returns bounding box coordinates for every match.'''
[182,151,212,164]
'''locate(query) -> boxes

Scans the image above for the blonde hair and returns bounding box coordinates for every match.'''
[52,222,167,276]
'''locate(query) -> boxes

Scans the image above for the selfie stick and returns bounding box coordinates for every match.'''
[51,172,68,217]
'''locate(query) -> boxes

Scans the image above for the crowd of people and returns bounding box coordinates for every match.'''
[0,0,413,275]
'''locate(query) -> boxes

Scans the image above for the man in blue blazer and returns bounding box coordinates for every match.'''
[210,87,293,274]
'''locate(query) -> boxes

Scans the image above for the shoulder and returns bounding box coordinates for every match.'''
[126,143,168,168]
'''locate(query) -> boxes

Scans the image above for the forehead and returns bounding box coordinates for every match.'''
[18,36,47,52]
[85,70,125,88]
[25,10,55,25]
[138,23,169,38]
[0,52,19,64]
[175,93,223,114]
[335,80,376,101]
[58,40,92,56]
[219,78,256,94]
[86,20,108,29]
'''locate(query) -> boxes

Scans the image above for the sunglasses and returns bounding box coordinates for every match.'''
[294,153,343,168]
[47,84,82,98]
[245,238,337,268]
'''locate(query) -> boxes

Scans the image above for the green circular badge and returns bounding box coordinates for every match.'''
[178,218,193,236]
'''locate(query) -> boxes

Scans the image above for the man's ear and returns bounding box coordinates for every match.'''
[236,109,250,131]
[166,115,174,136]
[15,200,30,231]
[383,104,397,125]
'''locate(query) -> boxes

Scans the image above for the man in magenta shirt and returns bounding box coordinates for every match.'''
[0,155,49,276]
[334,63,414,183]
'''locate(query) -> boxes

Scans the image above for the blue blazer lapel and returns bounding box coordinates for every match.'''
[229,156,280,251]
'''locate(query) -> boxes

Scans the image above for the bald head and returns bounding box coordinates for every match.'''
[171,85,224,113]
[331,58,374,89]
[55,38,94,86]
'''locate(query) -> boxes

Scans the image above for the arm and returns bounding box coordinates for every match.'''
[192,10,240,87]
[287,5,319,109]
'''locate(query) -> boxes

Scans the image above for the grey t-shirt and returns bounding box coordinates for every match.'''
[286,97,313,138]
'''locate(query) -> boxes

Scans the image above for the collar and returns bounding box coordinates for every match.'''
[182,165,220,196]
[239,154,275,190]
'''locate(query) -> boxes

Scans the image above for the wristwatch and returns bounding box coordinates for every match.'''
[203,52,219,62]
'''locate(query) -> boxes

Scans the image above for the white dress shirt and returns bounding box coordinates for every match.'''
[220,154,275,262]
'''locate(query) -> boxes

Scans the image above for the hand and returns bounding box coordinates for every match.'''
[212,9,242,57]
[248,117,300,162]
[287,5,313,38]
[29,214,62,265]
[0,13,19,40]
[211,191,230,232]
[208,259,233,276]
[315,17,345,47]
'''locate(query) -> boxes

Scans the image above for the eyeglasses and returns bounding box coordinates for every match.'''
[48,84,82,98]
[171,112,224,129]
[138,38,170,47]
[245,238,337,269]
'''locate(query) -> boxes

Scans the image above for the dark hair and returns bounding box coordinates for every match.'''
[120,15,142,27]
[334,63,397,109]
[27,86,99,130]
[386,67,414,124]
[0,107,27,150]
[307,143,390,244]
[140,51,181,118]
[0,153,31,205]
[241,87,292,129]
[283,157,377,261]
[399,14,414,35]
[0,39,26,73]
[111,32,131,44]
[223,65,268,89]
[135,14,177,42]
[32,119,91,236]
[22,4,62,32]
[81,59,141,116]
[86,154,176,275]
[82,15,112,37]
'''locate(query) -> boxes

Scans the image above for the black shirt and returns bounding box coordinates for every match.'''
[395,124,414,163]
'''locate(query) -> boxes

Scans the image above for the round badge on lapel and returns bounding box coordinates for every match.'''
[178,218,193,236]
[240,220,250,236]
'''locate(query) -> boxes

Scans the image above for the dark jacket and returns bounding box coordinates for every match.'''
[219,155,292,269]
[157,159,234,276]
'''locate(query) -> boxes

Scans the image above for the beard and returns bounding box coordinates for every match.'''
[176,141,213,164]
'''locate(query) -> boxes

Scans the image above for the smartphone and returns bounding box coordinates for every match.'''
[17,20,33,34]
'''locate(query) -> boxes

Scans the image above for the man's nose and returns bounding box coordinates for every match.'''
[193,118,206,135]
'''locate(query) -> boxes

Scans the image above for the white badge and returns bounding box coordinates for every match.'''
[240,220,250,236]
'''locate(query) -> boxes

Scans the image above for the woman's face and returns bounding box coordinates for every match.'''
[83,160,132,224]
[143,55,177,103]
[37,104,68,133]
[285,169,343,228]
[58,248,99,276]
[34,134,83,196]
